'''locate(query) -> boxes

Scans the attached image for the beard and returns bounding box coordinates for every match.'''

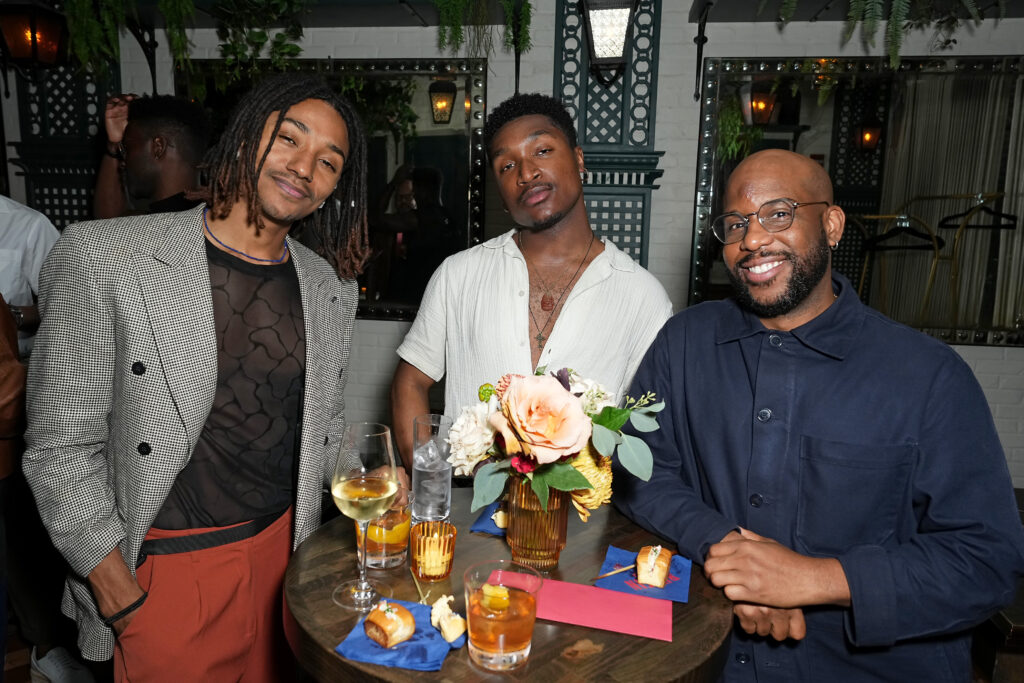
[726,227,831,319]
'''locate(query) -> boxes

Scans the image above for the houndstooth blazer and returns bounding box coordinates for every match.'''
[23,205,357,661]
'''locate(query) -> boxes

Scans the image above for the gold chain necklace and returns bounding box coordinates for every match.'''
[518,232,595,350]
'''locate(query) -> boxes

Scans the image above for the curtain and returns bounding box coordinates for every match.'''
[875,72,1015,328]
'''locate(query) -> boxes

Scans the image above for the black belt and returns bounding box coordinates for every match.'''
[136,510,284,568]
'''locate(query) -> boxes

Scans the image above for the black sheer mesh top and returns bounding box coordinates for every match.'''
[153,240,306,529]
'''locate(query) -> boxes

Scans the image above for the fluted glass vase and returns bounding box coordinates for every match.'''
[505,475,569,570]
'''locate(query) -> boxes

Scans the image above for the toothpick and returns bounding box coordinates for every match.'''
[410,567,427,604]
[591,563,635,582]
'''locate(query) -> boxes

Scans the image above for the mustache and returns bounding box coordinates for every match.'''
[518,182,553,205]
[268,172,311,198]
[737,250,790,268]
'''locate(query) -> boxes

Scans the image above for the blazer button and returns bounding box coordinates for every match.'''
[131,361,146,375]
[137,443,151,455]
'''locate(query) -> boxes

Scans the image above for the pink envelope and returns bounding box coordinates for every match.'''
[535,577,673,641]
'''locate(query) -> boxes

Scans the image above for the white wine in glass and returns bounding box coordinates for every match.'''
[331,422,399,611]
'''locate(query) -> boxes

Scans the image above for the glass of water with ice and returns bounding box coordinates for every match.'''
[411,413,453,525]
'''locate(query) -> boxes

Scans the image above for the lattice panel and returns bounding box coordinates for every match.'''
[587,195,645,261]
[585,79,624,144]
[10,66,118,229]
[831,81,889,190]
[556,0,660,151]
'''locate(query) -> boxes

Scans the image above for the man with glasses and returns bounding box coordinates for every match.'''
[94,94,210,218]
[614,149,1024,681]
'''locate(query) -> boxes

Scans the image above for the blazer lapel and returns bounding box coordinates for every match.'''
[289,240,332,538]
[134,208,218,445]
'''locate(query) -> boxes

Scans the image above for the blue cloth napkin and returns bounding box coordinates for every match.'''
[470,501,505,537]
[594,545,691,602]
[335,598,466,671]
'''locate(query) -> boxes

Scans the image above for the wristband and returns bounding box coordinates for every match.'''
[104,148,121,159]
[102,591,148,627]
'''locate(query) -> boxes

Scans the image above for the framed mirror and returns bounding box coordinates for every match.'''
[691,56,1024,346]
[179,58,488,321]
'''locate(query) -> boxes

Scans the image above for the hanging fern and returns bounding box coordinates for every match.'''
[500,0,532,54]
[210,0,306,86]
[159,0,195,74]
[434,0,532,58]
[772,0,1003,69]
[63,0,124,75]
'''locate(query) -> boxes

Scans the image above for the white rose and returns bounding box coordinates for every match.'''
[446,397,498,476]
[568,373,616,415]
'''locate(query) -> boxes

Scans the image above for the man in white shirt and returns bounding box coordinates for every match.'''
[0,194,59,357]
[390,93,672,469]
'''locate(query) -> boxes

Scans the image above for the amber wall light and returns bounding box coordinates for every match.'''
[428,79,458,125]
[0,0,68,67]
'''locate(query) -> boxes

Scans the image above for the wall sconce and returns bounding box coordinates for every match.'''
[428,79,458,124]
[0,0,68,68]
[739,80,777,126]
[855,121,882,151]
[580,0,639,87]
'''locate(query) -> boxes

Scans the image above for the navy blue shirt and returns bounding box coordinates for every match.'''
[614,274,1024,682]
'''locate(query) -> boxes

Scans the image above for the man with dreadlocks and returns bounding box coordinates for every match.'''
[23,73,370,681]
[391,92,672,468]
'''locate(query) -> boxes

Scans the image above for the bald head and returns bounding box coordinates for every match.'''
[728,149,834,206]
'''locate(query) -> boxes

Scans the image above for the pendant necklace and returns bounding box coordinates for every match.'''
[204,208,289,264]
[518,232,595,350]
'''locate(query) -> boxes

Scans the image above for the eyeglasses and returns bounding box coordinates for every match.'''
[711,198,830,244]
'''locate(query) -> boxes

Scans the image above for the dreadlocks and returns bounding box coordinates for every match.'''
[204,72,370,278]
[482,92,578,159]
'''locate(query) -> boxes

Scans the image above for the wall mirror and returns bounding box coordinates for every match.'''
[180,59,487,321]
[691,56,1024,346]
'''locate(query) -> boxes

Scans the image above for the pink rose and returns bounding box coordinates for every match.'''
[489,375,591,465]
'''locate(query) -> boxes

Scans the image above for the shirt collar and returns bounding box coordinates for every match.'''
[714,273,864,360]
[492,229,637,275]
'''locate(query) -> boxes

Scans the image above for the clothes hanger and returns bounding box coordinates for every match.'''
[864,215,946,252]
[937,197,1017,230]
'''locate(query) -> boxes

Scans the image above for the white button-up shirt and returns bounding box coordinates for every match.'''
[0,195,59,355]
[398,230,673,419]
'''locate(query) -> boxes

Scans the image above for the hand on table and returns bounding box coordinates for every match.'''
[705,528,850,609]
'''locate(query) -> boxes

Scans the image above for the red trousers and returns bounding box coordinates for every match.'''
[114,509,295,683]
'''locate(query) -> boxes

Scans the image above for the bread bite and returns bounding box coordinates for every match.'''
[364,600,416,648]
[430,595,467,643]
[635,545,672,588]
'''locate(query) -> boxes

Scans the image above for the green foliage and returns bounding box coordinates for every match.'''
[159,0,195,73]
[212,0,306,85]
[434,0,532,58]
[63,0,124,76]
[337,77,418,147]
[617,434,653,481]
[500,0,532,54]
[774,0,1002,69]
[592,406,631,433]
[530,461,592,511]
[717,94,762,162]
[471,460,510,512]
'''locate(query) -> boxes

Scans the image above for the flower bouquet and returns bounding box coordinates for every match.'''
[449,368,663,523]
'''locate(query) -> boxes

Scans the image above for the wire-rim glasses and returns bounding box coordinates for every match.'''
[712,198,830,245]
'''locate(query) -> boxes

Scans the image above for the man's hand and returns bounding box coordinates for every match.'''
[104,94,136,147]
[733,603,807,641]
[705,528,850,608]
[88,547,146,636]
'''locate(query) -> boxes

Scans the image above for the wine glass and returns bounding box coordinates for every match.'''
[330,422,400,611]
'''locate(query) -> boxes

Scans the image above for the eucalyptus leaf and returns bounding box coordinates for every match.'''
[591,423,619,457]
[536,461,592,491]
[530,476,550,511]
[617,434,654,481]
[471,462,509,512]
[629,411,660,433]
[592,406,630,432]
[636,401,666,414]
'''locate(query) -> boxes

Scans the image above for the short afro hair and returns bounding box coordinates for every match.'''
[483,93,578,158]
[128,95,211,166]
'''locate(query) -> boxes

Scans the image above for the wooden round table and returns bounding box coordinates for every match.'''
[284,488,732,681]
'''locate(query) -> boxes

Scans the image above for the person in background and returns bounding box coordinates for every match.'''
[390,93,672,469]
[614,148,1024,681]
[25,73,369,682]
[0,196,91,681]
[94,94,210,218]
[0,194,59,357]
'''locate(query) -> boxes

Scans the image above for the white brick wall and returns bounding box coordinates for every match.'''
[9,2,1021,484]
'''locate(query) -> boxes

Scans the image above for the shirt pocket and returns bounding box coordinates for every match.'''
[796,435,914,556]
